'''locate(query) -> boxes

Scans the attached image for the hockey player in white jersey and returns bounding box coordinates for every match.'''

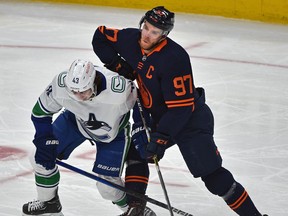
[22,59,156,216]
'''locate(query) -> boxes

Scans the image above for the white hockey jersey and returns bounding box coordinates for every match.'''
[34,66,137,143]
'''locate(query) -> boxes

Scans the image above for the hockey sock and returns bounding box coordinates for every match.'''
[35,167,60,201]
[202,167,261,216]
[113,193,128,211]
[223,181,261,216]
[125,159,149,204]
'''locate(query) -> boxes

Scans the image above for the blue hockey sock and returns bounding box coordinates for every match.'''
[223,182,261,216]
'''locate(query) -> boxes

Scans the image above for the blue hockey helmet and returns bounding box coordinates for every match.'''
[139,6,175,35]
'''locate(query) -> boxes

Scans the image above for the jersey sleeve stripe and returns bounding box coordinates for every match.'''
[165,98,194,105]
[165,98,195,110]
[166,101,194,108]
[32,99,53,117]
[167,102,194,110]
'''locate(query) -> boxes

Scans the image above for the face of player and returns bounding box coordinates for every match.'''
[140,21,165,53]
[71,88,94,101]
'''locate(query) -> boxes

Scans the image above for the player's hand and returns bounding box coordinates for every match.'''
[105,56,135,80]
[146,132,169,163]
[131,122,149,159]
[33,135,59,170]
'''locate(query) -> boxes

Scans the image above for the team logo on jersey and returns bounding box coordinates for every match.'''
[136,75,152,108]
[111,76,126,93]
[79,113,112,141]
[82,113,111,131]
[57,72,67,87]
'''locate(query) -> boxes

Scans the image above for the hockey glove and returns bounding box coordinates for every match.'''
[105,56,135,80]
[146,132,169,163]
[33,135,59,170]
[131,122,149,159]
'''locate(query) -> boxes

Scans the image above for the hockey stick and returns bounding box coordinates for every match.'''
[136,98,174,216]
[56,160,194,216]
[152,156,174,215]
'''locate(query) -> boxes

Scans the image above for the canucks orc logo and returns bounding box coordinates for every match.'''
[82,113,111,131]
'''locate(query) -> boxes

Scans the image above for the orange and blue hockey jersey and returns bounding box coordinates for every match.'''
[92,26,204,139]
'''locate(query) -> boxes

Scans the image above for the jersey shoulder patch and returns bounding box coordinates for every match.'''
[57,71,67,88]
[110,76,126,93]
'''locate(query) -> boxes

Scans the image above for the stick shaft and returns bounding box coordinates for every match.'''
[153,156,174,216]
[56,160,194,216]
[136,97,174,216]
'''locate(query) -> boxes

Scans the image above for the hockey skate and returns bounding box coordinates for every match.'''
[118,200,156,216]
[22,193,63,216]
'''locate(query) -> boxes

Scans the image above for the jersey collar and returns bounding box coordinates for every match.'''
[140,38,168,57]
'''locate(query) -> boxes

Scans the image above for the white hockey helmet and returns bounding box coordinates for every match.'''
[65,59,96,93]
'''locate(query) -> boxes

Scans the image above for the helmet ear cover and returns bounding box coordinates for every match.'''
[139,6,175,36]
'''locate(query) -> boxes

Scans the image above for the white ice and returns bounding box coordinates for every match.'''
[0,1,288,216]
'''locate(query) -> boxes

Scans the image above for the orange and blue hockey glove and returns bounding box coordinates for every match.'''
[146,132,169,163]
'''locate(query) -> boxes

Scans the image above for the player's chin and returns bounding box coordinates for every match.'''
[140,40,152,50]
[73,96,87,102]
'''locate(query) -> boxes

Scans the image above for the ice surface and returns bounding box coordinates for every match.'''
[0,1,287,215]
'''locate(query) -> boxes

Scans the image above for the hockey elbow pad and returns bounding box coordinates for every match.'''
[105,56,135,80]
